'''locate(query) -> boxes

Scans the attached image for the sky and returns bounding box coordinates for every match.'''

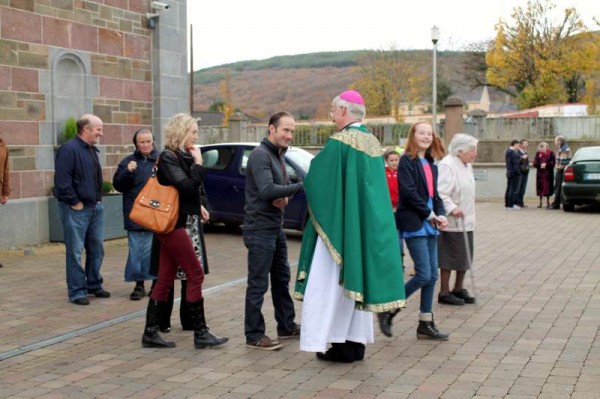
[187,0,598,70]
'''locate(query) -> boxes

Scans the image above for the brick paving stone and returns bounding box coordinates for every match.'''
[1,204,600,397]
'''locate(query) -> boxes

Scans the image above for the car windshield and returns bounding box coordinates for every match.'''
[286,147,314,173]
[572,147,600,163]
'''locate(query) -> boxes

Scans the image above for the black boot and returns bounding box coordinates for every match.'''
[416,313,449,341]
[188,298,229,349]
[142,299,176,348]
[180,279,194,331]
[316,341,362,363]
[377,308,399,337]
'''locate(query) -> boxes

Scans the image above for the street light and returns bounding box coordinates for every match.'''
[431,25,440,131]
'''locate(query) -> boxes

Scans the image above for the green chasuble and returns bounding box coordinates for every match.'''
[294,124,406,312]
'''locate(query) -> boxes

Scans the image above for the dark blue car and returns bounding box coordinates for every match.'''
[197,143,314,231]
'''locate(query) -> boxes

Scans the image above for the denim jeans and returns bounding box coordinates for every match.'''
[517,171,529,206]
[404,235,438,314]
[505,176,521,207]
[124,230,155,282]
[243,227,295,341]
[59,201,105,301]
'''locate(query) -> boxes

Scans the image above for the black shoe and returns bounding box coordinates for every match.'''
[416,320,449,341]
[547,205,560,210]
[316,342,358,363]
[142,327,176,348]
[277,323,301,340]
[377,309,399,337]
[452,289,475,304]
[130,285,146,301]
[92,289,111,298]
[72,297,90,306]
[438,292,465,306]
[194,328,229,349]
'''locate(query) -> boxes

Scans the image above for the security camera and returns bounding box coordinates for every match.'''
[151,1,170,10]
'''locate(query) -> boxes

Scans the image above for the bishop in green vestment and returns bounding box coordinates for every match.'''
[294,90,405,363]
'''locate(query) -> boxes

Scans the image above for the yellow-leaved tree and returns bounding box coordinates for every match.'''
[218,71,234,126]
[486,0,599,109]
[352,48,426,119]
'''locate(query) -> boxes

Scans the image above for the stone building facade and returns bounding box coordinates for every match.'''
[0,0,189,247]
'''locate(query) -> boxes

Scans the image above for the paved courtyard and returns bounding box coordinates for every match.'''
[0,202,599,399]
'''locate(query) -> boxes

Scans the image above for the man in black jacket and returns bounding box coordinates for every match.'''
[243,111,304,350]
[504,140,522,209]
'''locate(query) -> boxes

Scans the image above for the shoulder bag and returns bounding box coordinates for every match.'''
[129,158,179,234]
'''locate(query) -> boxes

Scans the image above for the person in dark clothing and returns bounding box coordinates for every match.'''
[243,111,304,351]
[548,135,572,210]
[141,113,228,350]
[516,139,530,207]
[113,129,159,300]
[504,140,522,209]
[54,114,110,305]
[148,187,211,333]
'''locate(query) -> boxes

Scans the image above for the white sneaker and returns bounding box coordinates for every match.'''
[511,205,522,210]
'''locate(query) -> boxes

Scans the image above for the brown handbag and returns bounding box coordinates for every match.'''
[129,160,179,234]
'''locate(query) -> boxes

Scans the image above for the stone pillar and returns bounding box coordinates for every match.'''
[467,108,487,139]
[443,96,465,148]
[152,0,189,149]
[228,112,248,142]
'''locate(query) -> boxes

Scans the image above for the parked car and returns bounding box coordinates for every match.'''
[197,143,314,230]
[561,146,600,212]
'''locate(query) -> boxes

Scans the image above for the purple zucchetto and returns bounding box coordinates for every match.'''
[339,90,365,105]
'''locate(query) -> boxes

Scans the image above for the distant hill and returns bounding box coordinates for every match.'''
[192,50,479,121]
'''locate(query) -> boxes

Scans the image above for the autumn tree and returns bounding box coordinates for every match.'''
[218,71,234,126]
[352,48,427,118]
[486,0,600,109]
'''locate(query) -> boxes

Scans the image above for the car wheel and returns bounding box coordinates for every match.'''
[563,203,575,212]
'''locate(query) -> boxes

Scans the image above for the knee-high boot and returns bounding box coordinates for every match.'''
[188,298,229,349]
[150,280,173,333]
[179,279,194,331]
[141,299,176,348]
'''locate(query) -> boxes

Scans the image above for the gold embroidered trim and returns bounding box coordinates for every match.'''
[346,293,406,312]
[296,271,307,281]
[293,292,304,301]
[310,209,343,266]
[330,128,382,157]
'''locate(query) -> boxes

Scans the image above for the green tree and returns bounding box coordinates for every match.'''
[352,48,426,118]
[209,101,225,112]
[486,0,599,109]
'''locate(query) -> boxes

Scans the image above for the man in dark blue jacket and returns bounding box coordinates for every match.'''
[504,140,522,209]
[54,114,110,305]
[113,129,159,300]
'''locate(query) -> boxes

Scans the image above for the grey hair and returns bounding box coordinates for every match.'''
[538,141,549,151]
[448,133,478,156]
[332,96,366,120]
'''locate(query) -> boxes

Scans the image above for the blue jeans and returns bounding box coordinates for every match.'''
[59,202,105,301]
[404,235,438,314]
[124,230,155,282]
[243,228,295,341]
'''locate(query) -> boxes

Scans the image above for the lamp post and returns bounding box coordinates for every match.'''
[431,25,440,131]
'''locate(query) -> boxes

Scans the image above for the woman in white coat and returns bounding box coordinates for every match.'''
[437,133,478,305]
